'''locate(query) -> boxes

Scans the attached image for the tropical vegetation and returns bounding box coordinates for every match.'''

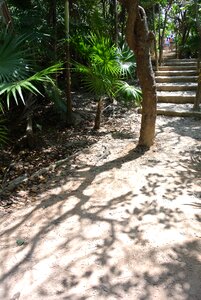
[0,0,200,148]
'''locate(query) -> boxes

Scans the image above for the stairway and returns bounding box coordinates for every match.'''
[155,56,201,117]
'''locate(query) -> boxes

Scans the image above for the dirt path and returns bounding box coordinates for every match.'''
[0,113,201,300]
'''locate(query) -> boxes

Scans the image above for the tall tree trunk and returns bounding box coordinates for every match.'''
[152,5,158,71]
[114,0,118,46]
[64,0,73,125]
[0,0,13,29]
[47,0,57,62]
[158,4,161,54]
[154,34,158,71]
[194,0,201,111]
[122,0,157,148]
[159,0,173,65]
[119,4,126,40]
[110,0,119,45]
[194,73,201,111]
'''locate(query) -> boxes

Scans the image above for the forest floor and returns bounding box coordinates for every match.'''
[0,94,201,300]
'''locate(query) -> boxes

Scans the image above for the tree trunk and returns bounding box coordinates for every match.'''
[26,116,35,149]
[47,0,57,62]
[64,0,73,125]
[194,72,201,111]
[152,5,158,71]
[158,4,161,54]
[0,0,13,29]
[114,0,118,46]
[123,0,157,148]
[119,4,126,40]
[94,98,103,130]
[159,0,173,65]
[194,0,201,111]
[152,33,158,71]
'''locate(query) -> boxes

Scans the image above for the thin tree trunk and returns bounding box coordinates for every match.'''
[114,0,118,45]
[123,0,157,148]
[110,0,119,45]
[26,116,35,149]
[158,4,161,53]
[0,0,13,29]
[119,4,126,40]
[159,0,173,65]
[152,5,158,71]
[194,0,201,111]
[64,0,73,125]
[24,94,36,149]
[154,34,158,71]
[194,72,201,111]
[48,0,57,62]
[135,10,157,147]
[94,98,103,130]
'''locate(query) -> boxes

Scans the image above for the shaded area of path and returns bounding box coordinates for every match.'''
[0,115,201,300]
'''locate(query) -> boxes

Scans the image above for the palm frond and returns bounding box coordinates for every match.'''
[0,63,63,109]
[117,44,136,78]
[0,30,32,83]
[74,33,139,103]
[117,82,142,105]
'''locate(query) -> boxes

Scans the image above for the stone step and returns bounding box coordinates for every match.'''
[157,91,196,104]
[163,61,197,67]
[154,57,200,117]
[159,66,197,71]
[155,70,197,76]
[138,104,201,118]
[155,103,201,118]
[165,58,197,63]
[155,76,198,83]
[163,51,176,58]
[156,83,197,91]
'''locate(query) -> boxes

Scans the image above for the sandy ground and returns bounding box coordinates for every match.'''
[0,113,201,300]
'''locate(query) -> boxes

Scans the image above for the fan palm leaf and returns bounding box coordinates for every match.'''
[0,63,63,109]
[0,30,31,83]
[0,28,63,145]
[117,82,142,104]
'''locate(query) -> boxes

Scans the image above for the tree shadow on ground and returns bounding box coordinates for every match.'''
[137,240,201,300]
[0,129,201,299]
[157,117,201,141]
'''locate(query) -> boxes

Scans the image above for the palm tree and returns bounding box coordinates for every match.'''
[0,28,62,146]
[74,33,141,129]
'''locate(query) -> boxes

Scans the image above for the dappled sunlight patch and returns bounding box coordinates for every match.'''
[1,112,201,299]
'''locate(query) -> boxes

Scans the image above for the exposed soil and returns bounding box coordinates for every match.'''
[0,95,201,300]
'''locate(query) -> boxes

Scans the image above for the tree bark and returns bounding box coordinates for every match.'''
[0,0,13,29]
[122,0,157,148]
[194,0,201,111]
[159,0,173,65]
[64,0,73,125]
[47,0,57,62]
[119,4,126,40]
[152,5,158,71]
[194,73,201,111]
[94,98,103,130]
[114,0,118,46]
[26,116,35,149]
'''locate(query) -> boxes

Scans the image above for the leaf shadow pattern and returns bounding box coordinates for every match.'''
[138,240,201,300]
[156,117,201,142]
[0,131,201,299]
